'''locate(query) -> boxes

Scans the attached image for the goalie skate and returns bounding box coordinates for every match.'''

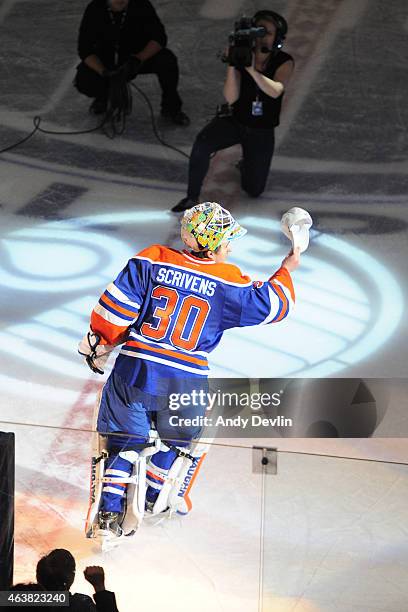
[96,510,125,552]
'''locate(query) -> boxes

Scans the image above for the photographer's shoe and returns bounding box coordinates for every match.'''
[161,109,190,126]
[89,97,107,115]
[171,197,197,213]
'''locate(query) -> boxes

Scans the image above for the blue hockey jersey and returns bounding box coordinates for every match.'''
[90,245,295,394]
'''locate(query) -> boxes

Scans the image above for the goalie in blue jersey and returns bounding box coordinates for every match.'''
[79,202,300,541]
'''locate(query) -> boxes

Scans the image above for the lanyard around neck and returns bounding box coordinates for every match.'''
[107,8,127,63]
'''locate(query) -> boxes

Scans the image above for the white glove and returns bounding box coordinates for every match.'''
[281,207,313,253]
[78,329,115,375]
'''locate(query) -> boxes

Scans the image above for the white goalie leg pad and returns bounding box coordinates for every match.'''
[149,439,211,516]
[85,389,107,538]
[119,437,161,534]
[85,397,161,538]
[85,436,108,537]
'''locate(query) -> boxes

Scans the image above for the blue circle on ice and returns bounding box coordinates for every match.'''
[0,211,403,378]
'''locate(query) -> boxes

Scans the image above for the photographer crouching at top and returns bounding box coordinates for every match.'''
[74,0,190,126]
[172,10,293,212]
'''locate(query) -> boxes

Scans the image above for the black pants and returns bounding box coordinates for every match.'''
[75,48,183,114]
[187,116,275,199]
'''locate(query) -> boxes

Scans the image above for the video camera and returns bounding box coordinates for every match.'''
[226,17,266,69]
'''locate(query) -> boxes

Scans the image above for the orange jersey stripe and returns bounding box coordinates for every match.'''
[100,293,139,320]
[91,311,128,345]
[270,267,295,302]
[126,340,208,367]
[270,282,289,322]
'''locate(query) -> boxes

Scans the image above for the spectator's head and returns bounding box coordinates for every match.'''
[108,0,129,12]
[36,549,76,591]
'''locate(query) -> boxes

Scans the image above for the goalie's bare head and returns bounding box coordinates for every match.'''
[180,202,247,263]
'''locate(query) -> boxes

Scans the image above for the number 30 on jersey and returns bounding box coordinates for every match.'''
[141,286,211,351]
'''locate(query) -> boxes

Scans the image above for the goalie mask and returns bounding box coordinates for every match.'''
[181,202,247,252]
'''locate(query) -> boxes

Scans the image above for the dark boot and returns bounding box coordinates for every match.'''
[171,197,197,213]
[161,109,190,126]
[89,96,108,115]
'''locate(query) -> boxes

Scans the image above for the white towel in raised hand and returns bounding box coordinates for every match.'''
[280,207,313,253]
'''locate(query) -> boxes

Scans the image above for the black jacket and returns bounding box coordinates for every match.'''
[233,50,293,129]
[78,0,167,67]
[69,590,119,612]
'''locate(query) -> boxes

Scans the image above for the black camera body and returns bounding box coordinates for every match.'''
[227,17,266,69]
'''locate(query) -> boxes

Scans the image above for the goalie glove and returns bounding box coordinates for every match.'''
[78,328,115,375]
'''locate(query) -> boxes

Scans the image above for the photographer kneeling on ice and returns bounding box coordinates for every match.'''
[173,10,293,212]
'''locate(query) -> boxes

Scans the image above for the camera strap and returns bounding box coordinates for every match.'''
[107,8,128,66]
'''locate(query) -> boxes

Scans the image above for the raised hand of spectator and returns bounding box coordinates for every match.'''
[84,567,105,593]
